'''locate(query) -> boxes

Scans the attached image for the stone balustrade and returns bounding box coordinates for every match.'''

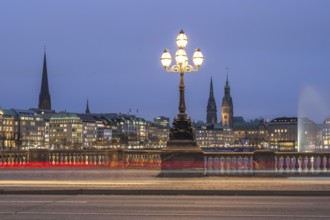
[1,149,330,176]
[0,149,161,168]
[48,150,116,167]
[203,152,254,175]
[275,152,330,175]
[123,150,161,168]
[0,150,30,166]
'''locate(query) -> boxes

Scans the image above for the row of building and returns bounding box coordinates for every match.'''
[195,116,326,151]
[1,50,329,151]
[0,107,328,151]
[199,69,326,151]
[0,109,170,150]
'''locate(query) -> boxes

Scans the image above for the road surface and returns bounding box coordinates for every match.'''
[1,169,330,193]
[0,195,330,219]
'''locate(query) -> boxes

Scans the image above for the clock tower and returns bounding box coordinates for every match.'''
[221,71,233,127]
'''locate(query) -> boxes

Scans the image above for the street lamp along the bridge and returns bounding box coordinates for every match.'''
[161,30,204,72]
[159,30,205,177]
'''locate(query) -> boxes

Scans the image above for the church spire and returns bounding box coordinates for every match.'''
[210,76,214,98]
[226,67,229,86]
[85,99,90,114]
[38,47,51,110]
[206,77,217,124]
[224,67,230,96]
[221,68,233,127]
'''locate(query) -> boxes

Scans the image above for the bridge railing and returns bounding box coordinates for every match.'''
[2,149,330,176]
[203,152,254,176]
[0,149,161,168]
[48,150,118,167]
[123,150,161,168]
[0,150,30,167]
[275,152,330,175]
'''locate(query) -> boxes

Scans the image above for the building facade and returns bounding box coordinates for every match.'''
[267,117,298,151]
[49,113,83,149]
[0,109,18,150]
[322,118,330,149]
[16,109,48,149]
[153,116,170,128]
[233,117,268,149]
[147,122,169,148]
[77,114,97,148]
[102,114,148,149]
[195,123,234,148]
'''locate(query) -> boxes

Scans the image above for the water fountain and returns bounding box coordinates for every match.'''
[297,86,328,152]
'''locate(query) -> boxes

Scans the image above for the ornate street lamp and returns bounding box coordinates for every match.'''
[160,30,204,142]
[159,30,204,176]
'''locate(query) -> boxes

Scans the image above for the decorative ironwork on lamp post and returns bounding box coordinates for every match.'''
[160,30,204,142]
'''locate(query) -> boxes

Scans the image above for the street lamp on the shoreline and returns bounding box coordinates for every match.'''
[159,30,204,176]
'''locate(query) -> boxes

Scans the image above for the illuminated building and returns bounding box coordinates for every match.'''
[147,121,169,148]
[49,113,83,149]
[13,109,48,149]
[322,118,330,149]
[0,109,18,149]
[77,114,97,148]
[195,123,234,148]
[153,116,170,128]
[267,117,319,151]
[232,117,268,149]
[101,114,147,149]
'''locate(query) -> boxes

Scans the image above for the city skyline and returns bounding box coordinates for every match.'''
[1,0,330,123]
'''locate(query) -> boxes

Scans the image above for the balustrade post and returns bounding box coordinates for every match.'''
[237,156,242,175]
[291,157,296,174]
[323,156,328,173]
[253,150,274,176]
[29,149,49,167]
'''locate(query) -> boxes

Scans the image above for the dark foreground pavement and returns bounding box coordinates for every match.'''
[1,195,330,220]
[1,168,330,196]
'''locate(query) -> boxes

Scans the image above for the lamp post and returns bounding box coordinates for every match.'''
[161,30,204,114]
[159,30,204,176]
[161,30,204,142]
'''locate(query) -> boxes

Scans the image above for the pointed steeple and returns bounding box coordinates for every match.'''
[206,77,217,124]
[225,67,230,93]
[222,67,233,127]
[209,77,214,98]
[38,47,52,110]
[85,99,90,114]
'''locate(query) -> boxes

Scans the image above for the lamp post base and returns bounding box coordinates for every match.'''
[158,115,204,177]
[158,140,204,177]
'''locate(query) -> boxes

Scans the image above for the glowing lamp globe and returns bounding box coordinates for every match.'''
[160,49,172,68]
[175,49,188,65]
[176,30,188,49]
[192,48,204,68]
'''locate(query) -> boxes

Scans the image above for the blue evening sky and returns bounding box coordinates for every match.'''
[0,0,330,123]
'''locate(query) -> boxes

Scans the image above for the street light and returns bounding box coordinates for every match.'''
[159,30,205,176]
[160,30,204,116]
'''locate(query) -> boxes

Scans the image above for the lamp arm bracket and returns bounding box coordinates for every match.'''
[165,64,198,73]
